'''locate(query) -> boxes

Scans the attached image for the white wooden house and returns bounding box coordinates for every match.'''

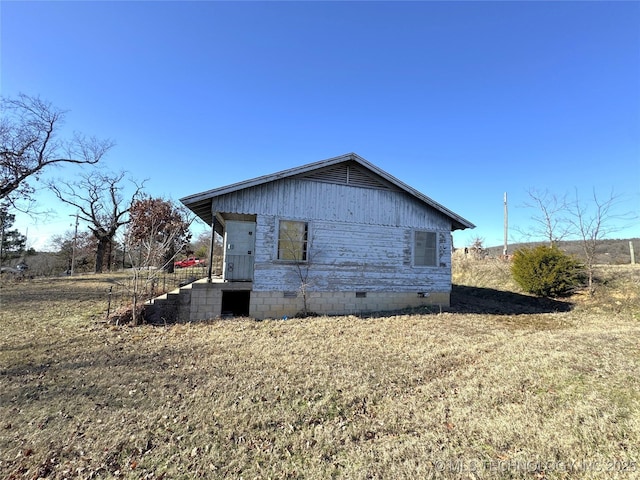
[176,153,474,320]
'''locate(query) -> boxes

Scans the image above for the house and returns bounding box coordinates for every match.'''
[175,153,474,321]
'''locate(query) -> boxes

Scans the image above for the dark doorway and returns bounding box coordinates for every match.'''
[221,290,251,317]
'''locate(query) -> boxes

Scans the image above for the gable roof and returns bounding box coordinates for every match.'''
[180,153,475,231]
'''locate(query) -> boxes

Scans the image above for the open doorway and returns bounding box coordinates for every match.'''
[221,290,251,317]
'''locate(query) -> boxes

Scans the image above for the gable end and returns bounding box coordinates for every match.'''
[296,161,398,191]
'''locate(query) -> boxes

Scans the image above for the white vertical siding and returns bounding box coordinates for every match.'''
[211,179,451,229]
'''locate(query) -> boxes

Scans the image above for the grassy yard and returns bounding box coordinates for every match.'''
[1,262,639,479]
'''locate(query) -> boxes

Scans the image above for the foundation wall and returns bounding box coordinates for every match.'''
[186,281,449,321]
[250,290,449,320]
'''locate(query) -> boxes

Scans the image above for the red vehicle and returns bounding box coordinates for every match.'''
[174,257,205,268]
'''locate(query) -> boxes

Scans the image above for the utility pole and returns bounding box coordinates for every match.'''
[503,192,508,258]
[70,213,79,276]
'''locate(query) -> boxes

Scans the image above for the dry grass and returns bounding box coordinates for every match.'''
[1,264,639,479]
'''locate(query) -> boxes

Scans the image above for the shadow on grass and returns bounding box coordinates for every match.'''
[449,284,574,315]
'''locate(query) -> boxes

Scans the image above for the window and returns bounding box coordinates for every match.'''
[414,231,437,266]
[278,220,308,261]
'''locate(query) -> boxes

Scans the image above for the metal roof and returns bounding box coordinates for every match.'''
[180,153,475,231]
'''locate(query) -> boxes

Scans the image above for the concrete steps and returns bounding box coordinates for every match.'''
[145,282,194,324]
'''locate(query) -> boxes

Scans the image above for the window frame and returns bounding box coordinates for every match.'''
[276,219,309,262]
[413,230,438,267]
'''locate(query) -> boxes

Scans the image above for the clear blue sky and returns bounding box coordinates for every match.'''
[2,1,639,251]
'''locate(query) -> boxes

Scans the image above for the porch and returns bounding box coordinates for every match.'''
[146,278,254,323]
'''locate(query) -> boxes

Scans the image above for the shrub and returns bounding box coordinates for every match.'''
[511,245,584,297]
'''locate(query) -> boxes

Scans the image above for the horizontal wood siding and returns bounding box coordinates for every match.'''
[211,179,451,229]
[252,216,451,293]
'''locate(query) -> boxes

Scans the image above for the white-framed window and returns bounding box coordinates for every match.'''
[277,220,308,261]
[414,230,437,266]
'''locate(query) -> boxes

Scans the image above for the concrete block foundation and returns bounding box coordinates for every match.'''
[149,279,449,322]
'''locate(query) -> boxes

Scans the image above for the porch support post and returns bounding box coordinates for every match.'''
[207,214,217,283]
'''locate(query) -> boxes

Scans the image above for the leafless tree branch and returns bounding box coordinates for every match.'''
[1,93,114,208]
[517,188,572,245]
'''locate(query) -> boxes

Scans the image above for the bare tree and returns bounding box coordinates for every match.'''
[49,170,144,273]
[1,93,113,208]
[519,188,572,246]
[278,221,317,316]
[567,189,632,293]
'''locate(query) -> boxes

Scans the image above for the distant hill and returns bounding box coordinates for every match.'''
[484,238,640,265]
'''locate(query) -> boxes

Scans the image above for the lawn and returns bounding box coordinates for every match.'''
[1,262,639,479]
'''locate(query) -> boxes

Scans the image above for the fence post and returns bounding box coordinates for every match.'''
[106,286,113,320]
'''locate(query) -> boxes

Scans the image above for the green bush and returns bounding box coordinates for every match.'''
[511,245,584,297]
